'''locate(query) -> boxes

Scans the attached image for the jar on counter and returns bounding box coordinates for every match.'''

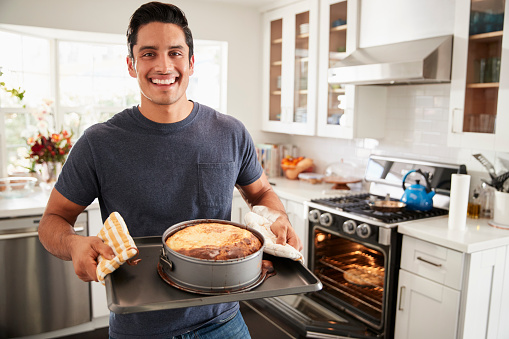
[480,182,495,218]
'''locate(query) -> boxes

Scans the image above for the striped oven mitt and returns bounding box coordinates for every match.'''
[96,212,141,285]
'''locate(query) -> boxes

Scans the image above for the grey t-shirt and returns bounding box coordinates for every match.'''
[55,102,263,338]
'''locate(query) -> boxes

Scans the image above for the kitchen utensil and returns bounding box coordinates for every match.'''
[401,169,435,211]
[160,219,266,294]
[473,153,497,180]
[369,200,406,213]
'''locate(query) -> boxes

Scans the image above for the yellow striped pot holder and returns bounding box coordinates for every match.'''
[96,212,141,284]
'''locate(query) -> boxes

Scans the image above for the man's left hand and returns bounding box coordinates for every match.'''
[270,215,303,251]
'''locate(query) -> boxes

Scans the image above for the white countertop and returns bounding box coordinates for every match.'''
[0,187,99,219]
[398,217,509,253]
[266,177,366,203]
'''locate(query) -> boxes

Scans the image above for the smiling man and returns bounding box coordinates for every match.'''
[38,2,301,339]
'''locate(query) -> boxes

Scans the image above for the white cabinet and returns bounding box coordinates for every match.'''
[262,0,318,135]
[395,236,463,339]
[395,235,508,339]
[282,198,307,261]
[395,269,461,339]
[448,0,509,152]
[87,208,110,319]
[316,0,387,139]
[231,193,251,224]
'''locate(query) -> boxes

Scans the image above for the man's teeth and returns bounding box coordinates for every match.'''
[152,78,176,85]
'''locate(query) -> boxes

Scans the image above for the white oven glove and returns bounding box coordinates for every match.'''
[244,205,304,264]
[96,212,141,285]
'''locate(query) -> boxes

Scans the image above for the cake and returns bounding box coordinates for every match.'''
[343,266,384,287]
[166,223,262,260]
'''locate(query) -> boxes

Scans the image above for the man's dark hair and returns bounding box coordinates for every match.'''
[127,2,194,60]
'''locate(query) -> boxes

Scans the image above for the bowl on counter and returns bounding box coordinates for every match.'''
[0,177,37,199]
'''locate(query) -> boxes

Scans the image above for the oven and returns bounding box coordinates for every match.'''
[246,155,466,339]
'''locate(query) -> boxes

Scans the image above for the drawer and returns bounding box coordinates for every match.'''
[400,236,464,290]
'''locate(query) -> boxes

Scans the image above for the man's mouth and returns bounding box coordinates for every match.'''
[151,77,177,85]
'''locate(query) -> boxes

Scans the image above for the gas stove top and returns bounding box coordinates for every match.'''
[311,193,449,224]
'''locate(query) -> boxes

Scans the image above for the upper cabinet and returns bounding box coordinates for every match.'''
[262,0,386,139]
[448,0,509,151]
[262,0,318,135]
[316,0,386,139]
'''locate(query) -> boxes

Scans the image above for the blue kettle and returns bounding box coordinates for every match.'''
[401,169,435,211]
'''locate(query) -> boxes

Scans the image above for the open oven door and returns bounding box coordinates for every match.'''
[247,294,381,339]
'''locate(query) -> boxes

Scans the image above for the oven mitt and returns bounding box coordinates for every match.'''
[96,212,141,285]
[244,205,304,264]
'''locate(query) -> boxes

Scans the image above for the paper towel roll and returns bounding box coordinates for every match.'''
[448,174,470,231]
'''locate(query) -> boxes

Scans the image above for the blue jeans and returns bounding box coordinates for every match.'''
[172,310,251,339]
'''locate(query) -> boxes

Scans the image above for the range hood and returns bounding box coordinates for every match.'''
[328,35,453,85]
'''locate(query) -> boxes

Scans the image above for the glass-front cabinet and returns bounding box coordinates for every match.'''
[449,0,509,151]
[262,0,317,135]
[316,0,350,137]
[315,0,386,139]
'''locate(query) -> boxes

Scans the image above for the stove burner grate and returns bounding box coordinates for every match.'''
[312,194,448,224]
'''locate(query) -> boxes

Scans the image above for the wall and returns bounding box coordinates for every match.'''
[286,83,509,191]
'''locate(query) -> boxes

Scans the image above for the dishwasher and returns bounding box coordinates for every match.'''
[0,212,91,338]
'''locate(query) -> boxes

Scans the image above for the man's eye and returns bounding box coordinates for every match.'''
[142,52,155,57]
[170,51,182,56]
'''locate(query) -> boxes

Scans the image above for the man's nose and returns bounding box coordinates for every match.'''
[155,55,173,73]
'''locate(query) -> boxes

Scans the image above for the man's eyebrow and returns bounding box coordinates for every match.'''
[137,45,185,52]
[138,45,157,52]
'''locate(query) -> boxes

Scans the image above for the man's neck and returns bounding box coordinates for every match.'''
[138,99,194,124]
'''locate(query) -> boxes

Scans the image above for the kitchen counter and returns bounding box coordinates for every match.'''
[0,187,99,219]
[398,217,509,253]
[266,177,366,203]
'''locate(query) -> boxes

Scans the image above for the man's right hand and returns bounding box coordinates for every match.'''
[68,235,115,282]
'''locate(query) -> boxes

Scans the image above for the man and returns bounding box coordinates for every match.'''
[38,2,302,339]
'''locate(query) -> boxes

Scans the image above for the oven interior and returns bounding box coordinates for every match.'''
[312,228,387,328]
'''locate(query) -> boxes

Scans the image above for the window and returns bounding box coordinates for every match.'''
[0,25,228,176]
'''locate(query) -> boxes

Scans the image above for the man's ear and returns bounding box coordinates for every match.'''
[127,56,137,78]
[189,55,195,76]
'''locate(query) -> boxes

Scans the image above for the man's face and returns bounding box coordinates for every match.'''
[127,22,194,107]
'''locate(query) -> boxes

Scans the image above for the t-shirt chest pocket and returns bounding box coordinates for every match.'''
[198,162,236,207]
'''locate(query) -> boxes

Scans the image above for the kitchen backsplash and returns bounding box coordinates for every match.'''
[259,84,509,188]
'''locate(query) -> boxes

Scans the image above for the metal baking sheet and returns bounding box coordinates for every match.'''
[105,236,322,314]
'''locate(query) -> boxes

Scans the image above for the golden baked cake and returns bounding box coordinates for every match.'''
[166,223,262,260]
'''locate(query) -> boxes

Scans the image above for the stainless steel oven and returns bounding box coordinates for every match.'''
[247,155,466,338]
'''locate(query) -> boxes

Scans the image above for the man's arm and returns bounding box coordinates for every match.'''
[38,189,114,282]
[236,172,303,251]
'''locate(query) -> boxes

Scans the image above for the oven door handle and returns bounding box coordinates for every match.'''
[398,286,406,311]
[417,256,442,267]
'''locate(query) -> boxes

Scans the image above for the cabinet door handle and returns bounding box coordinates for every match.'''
[451,108,463,133]
[417,256,442,267]
[398,286,406,311]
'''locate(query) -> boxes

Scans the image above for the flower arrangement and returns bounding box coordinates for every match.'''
[27,129,73,165]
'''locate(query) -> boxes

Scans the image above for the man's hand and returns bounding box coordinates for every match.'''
[68,235,115,282]
[270,215,303,251]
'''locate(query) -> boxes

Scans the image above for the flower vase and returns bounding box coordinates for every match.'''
[40,161,62,192]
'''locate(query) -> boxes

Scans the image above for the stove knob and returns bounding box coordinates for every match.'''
[308,209,320,223]
[342,220,357,234]
[356,223,372,238]
[319,213,333,227]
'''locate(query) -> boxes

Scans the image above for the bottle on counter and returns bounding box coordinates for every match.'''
[467,187,481,219]
[480,182,495,219]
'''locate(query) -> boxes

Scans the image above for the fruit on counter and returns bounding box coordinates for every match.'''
[281,156,314,180]
[281,156,305,169]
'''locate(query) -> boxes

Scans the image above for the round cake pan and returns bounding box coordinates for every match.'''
[160,219,265,294]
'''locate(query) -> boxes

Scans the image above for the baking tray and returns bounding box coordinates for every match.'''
[105,236,322,314]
